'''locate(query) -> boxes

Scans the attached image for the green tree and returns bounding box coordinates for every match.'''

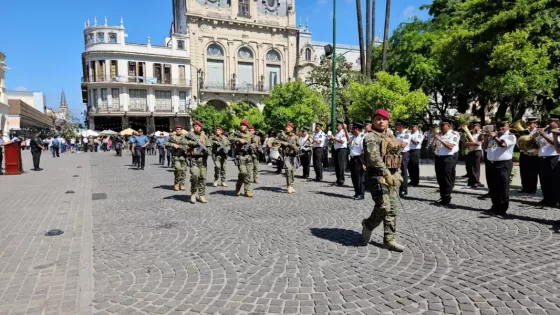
[344,72,429,121]
[263,81,328,130]
[191,104,234,132]
[229,102,266,131]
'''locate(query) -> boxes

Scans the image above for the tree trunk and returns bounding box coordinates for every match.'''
[371,0,376,76]
[365,0,371,78]
[381,0,391,71]
[355,0,366,75]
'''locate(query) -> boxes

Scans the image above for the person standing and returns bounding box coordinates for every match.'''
[0,130,10,175]
[166,131,173,168]
[348,122,365,200]
[156,134,166,165]
[128,133,136,166]
[164,126,188,191]
[361,109,405,252]
[536,115,560,207]
[249,126,261,184]
[299,127,312,179]
[132,129,149,170]
[275,122,300,193]
[51,136,60,157]
[432,119,460,205]
[330,122,349,186]
[114,135,124,156]
[83,136,89,152]
[311,123,326,181]
[394,120,411,196]
[30,131,44,171]
[463,121,484,188]
[211,126,230,187]
[229,120,258,197]
[407,123,423,186]
[518,117,539,194]
[184,120,209,204]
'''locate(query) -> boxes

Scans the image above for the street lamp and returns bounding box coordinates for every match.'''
[324,0,337,133]
[189,64,202,107]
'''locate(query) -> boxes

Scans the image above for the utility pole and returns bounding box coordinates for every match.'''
[331,0,337,133]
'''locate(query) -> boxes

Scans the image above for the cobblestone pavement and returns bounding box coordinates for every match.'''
[88,151,560,315]
[0,151,93,315]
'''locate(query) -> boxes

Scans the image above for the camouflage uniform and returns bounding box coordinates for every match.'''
[229,129,258,195]
[185,131,209,198]
[251,134,262,183]
[275,132,300,188]
[211,134,230,184]
[361,129,405,251]
[164,133,188,188]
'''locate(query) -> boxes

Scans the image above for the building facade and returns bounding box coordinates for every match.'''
[0,52,9,133]
[81,17,192,133]
[5,90,47,113]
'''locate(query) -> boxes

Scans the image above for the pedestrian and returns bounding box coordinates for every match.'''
[211,126,230,187]
[51,136,60,157]
[132,129,149,170]
[407,123,423,186]
[128,133,136,166]
[229,120,258,197]
[348,122,365,200]
[248,126,261,184]
[536,115,560,207]
[164,126,188,191]
[166,131,173,168]
[463,121,484,188]
[361,109,405,252]
[185,120,209,204]
[299,127,312,179]
[30,131,44,171]
[518,117,539,194]
[330,121,349,186]
[311,123,326,181]
[82,136,89,152]
[432,119,460,205]
[394,120,411,196]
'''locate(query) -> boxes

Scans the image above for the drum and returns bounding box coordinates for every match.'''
[269,147,281,160]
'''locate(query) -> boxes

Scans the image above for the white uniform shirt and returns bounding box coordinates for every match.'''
[395,130,411,153]
[349,133,365,157]
[312,131,325,148]
[299,135,311,152]
[487,131,516,161]
[409,131,424,150]
[469,131,483,152]
[537,131,560,157]
[83,138,89,144]
[435,130,460,156]
[333,130,347,149]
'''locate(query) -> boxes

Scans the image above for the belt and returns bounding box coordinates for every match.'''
[350,155,361,158]
[487,159,511,163]
[540,156,559,159]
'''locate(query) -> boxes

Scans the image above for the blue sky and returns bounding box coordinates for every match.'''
[0,0,429,121]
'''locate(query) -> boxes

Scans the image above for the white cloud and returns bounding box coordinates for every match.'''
[403,5,418,18]
[14,86,28,91]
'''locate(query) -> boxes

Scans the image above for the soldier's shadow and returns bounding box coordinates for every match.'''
[254,186,285,193]
[163,194,191,202]
[309,228,368,247]
[153,185,175,190]
[313,191,354,200]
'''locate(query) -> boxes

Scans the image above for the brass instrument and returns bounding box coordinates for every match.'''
[459,123,475,142]
[511,120,525,132]
[517,124,548,156]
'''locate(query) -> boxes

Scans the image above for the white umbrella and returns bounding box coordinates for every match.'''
[100,130,118,136]
[81,130,99,137]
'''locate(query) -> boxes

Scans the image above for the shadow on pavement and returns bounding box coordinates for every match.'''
[313,191,354,200]
[163,194,191,202]
[309,228,366,247]
[254,186,285,193]
[153,185,175,190]
[209,190,237,196]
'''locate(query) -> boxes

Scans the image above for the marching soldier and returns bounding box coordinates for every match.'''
[432,118,460,206]
[463,121,484,188]
[348,122,365,200]
[483,119,516,214]
[311,123,326,181]
[164,125,188,191]
[518,117,539,194]
[275,122,301,193]
[299,127,313,179]
[230,120,259,197]
[394,120,411,196]
[184,120,209,204]
[536,115,560,207]
[361,109,405,252]
[249,126,261,184]
[211,126,230,187]
[407,123,423,186]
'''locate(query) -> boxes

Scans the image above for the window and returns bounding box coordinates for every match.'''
[128,61,137,82]
[88,33,94,44]
[178,65,186,85]
[237,47,254,90]
[164,64,172,84]
[266,50,281,62]
[305,48,311,61]
[179,92,187,112]
[207,44,224,57]
[207,44,225,89]
[154,64,162,83]
[101,88,108,109]
[84,35,88,45]
[155,91,172,111]
[111,88,120,110]
[93,89,99,108]
[238,47,253,59]
[110,60,118,80]
[109,33,117,43]
[128,61,145,83]
[177,40,185,50]
[238,0,250,17]
[90,61,97,82]
[98,60,105,81]
[129,89,147,111]
[97,32,105,43]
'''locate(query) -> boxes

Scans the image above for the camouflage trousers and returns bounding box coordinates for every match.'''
[173,156,187,185]
[251,154,259,182]
[237,155,254,193]
[363,186,399,243]
[284,156,295,186]
[213,154,227,182]
[190,157,207,196]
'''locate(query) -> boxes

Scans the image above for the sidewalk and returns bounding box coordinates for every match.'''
[0,151,93,315]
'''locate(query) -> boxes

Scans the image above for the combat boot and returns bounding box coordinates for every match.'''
[221,182,228,187]
[199,195,208,203]
[190,194,197,204]
[244,192,254,198]
[236,183,243,196]
[213,181,219,187]
[361,220,373,244]
[384,241,405,252]
[174,184,179,191]
[180,184,186,191]
[287,186,295,194]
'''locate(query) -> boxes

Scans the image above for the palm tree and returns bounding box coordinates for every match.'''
[365,0,371,78]
[381,0,391,71]
[355,0,366,75]
[371,0,376,74]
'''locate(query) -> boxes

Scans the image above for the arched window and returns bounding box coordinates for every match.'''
[305,48,312,61]
[266,50,281,62]
[207,44,224,57]
[206,43,225,89]
[237,47,254,91]
[238,47,253,59]
[266,50,281,90]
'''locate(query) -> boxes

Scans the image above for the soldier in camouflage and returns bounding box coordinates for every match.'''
[361,109,405,252]
[249,126,261,184]
[163,125,188,191]
[211,126,230,187]
[184,120,209,204]
[229,120,258,197]
[274,122,300,194]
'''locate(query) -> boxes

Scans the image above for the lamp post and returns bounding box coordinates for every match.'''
[189,64,201,107]
[331,0,337,134]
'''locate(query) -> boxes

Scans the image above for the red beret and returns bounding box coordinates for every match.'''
[286,122,294,128]
[249,125,255,130]
[175,125,183,129]
[193,120,203,128]
[240,120,249,126]
[374,109,390,120]
[216,126,223,131]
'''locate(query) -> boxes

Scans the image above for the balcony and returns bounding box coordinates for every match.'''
[200,81,271,94]
[82,76,191,87]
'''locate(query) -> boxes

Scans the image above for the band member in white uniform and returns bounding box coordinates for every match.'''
[348,122,366,200]
[330,121,349,186]
[432,118,460,205]
[518,117,539,194]
[463,121,484,188]
[299,127,312,179]
[536,115,560,207]
[394,120,411,195]
[311,123,326,181]
[407,123,423,186]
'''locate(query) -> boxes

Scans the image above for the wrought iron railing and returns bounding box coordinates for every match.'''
[82,76,191,86]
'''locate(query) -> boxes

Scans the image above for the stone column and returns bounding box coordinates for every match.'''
[122,116,129,130]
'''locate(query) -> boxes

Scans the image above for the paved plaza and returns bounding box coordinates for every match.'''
[1,151,560,315]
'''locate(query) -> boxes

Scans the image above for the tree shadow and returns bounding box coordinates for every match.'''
[313,191,354,200]
[309,228,367,247]
[254,186,285,193]
[163,194,191,202]
[153,185,175,191]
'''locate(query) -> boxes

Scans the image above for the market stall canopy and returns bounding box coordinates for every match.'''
[100,130,118,136]
[153,131,170,137]
[120,128,135,136]
[81,130,99,137]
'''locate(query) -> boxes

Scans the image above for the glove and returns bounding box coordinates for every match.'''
[383,173,397,187]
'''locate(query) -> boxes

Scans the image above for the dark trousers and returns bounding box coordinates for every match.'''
[166,149,172,166]
[32,150,41,169]
[400,151,410,193]
[333,148,347,184]
[435,155,455,201]
[135,148,146,168]
[519,153,539,193]
[408,149,420,185]
[538,156,559,205]
[52,146,60,157]
[322,147,329,168]
[158,147,165,165]
[84,144,88,152]
[0,151,3,173]
[300,151,311,178]
[349,156,365,196]
[466,150,482,186]
[312,147,323,180]
[487,160,513,213]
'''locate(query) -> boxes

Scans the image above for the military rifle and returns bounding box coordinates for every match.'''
[233,130,251,153]
[185,133,208,155]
